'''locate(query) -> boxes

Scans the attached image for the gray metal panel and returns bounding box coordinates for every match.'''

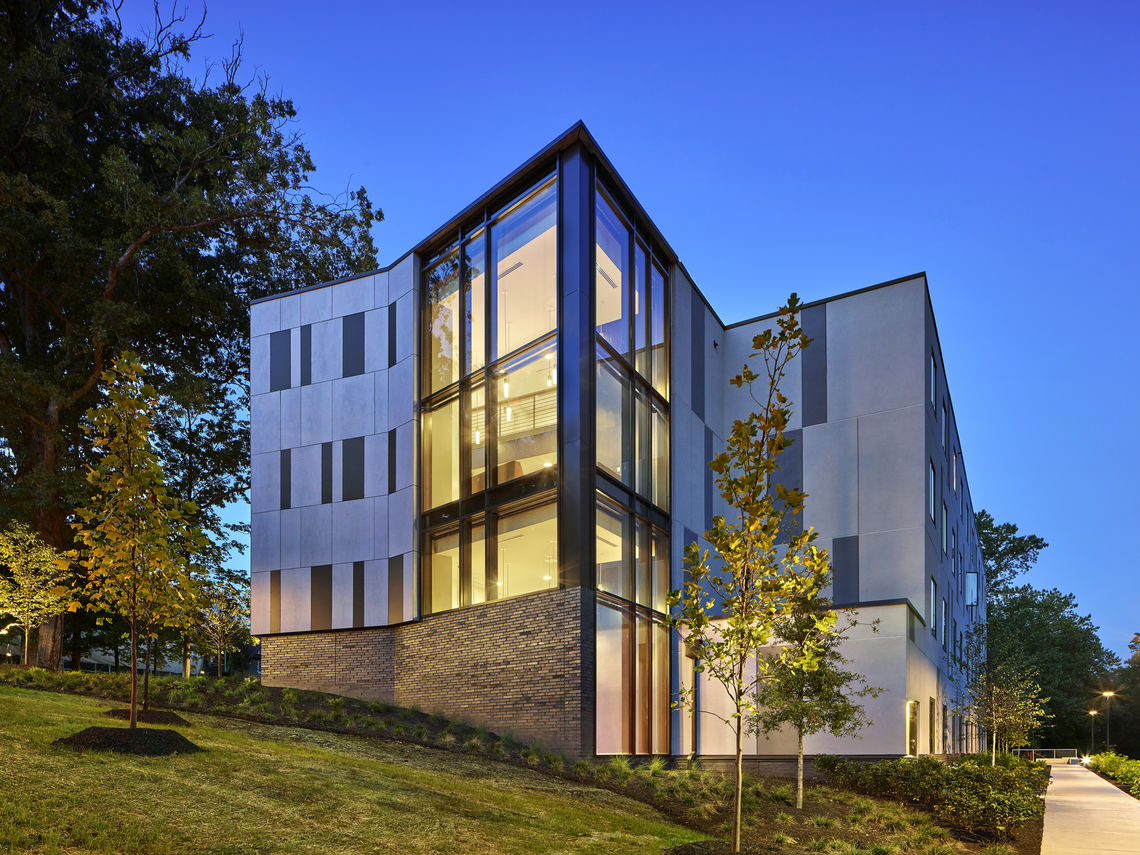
[388,554,404,624]
[321,442,333,504]
[310,564,332,631]
[270,329,291,392]
[801,303,827,427]
[387,429,397,494]
[280,449,291,510]
[342,436,365,501]
[300,324,312,386]
[269,569,281,633]
[691,289,705,421]
[342,311,365,377]
[832,535,860,604]
[353,561,365,628]
[774,428,803,542]
[704,426,714,531]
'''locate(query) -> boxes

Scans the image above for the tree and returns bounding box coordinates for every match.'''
[0,1,380,667]
[73,352,202,727]
[959,623,1051,764]
[670,295,834,854]
[974,510,1047,599]
[987,584,1117,747]
[0,521,71,664]
[195,580,251,678]
[752,569,881,809]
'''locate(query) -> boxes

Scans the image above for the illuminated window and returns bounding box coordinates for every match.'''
[493,180,557,359]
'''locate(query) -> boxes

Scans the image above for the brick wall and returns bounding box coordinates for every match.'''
[260,587,589,756]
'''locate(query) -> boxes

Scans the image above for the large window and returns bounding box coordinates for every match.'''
[593,182,672,755]
[593,181,670,511]
[420,175,560,617]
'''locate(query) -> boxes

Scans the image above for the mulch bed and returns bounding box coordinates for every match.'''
[53,726,202,756]
[104,707,191,726]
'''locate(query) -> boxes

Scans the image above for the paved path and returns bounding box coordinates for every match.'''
[1041,762,1140,854]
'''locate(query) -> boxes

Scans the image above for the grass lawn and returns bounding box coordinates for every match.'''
[0,686,708,854]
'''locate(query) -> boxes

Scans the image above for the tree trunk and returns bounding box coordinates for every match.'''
[143,635,152,711]
[733,713,743,855]
[33,499,68,669]
[129,622,138,728]
[182,638,191,679]
[113,642,119,673]
[796,730,805,810]
[991,728,997,766]
[217,649,224,678]
[22,620,31,665]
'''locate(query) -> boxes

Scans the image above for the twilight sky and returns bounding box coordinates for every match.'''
[122,1,1139,657]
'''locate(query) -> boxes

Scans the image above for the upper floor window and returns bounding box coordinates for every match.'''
[930,350,937,407]
[928,461,937,521]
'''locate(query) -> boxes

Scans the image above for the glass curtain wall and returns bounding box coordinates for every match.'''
[421,175,559,615]
[593,182,671,755]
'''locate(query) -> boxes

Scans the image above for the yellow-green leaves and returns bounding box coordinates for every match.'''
[0,522,73,662]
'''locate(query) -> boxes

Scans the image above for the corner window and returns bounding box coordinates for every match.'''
[493,180,557,359]
[928,461,937,521]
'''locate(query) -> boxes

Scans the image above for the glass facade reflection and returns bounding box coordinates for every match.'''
[419,162,672,756]
[421,175,560,616]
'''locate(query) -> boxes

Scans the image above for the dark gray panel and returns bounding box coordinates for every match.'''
[388,554,403,624]
[774,428,803,543]
[704,427,714,531]
[556,143,592,591]
[832,535,859,604]
[300,324,312,386]
[342,436,364,501]
[279,449,291,510]
[388,302,397,368]
[691,293,705,420]
[353,561,365,628]
[801,303,827,427]
[270,329,291,392]
[269,569,281,634]
[387,429,397,494]
[321,442,333,504]
[342,311,365,377]
[310,564,332,631]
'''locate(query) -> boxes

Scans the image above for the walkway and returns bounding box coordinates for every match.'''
[1041,762,1140,854]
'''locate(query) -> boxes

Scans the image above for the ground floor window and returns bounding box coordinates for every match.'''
[596,596,669,755]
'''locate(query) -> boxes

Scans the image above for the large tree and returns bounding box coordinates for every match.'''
[0,1,380,667]
[974,509,1048,599]
[987,585,1118,748]
[670,295,834,854]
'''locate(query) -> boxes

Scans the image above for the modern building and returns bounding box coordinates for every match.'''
[249,122,985,760]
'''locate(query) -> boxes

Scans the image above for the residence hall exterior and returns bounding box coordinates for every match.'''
[249,122,986,761]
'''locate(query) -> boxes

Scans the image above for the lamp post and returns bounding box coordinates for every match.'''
[1102,691,1115,751]
[1089,709,1099,755]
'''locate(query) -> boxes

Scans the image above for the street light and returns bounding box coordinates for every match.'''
[1102,691,1116,751]
[1089,709,1099,754]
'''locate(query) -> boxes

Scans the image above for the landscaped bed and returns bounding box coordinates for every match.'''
[2,667,1045,854]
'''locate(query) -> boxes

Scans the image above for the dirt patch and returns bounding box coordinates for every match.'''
[104,707,191,726]
[54,726,202,756]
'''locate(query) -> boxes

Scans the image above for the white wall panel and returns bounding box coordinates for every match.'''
[278,567,311,633]
[299,381,332,446]
[250,334,270,396]
[332,498,373,564]
[250,571,270,635]
[363,559,388,626]
[299,504,333,567]
[280,508,300,571]
[250,511,280,572]
[332,275,374,317]
[250,392,280,455]
[310,318,340,384]
[332,374,374,440]
[250,300,279,338]
[300,286,332,325]
[280,387,300,449]
[388,487,414,556]
[331,562,355,629]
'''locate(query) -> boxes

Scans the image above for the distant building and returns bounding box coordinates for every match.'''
[248,122,985,759]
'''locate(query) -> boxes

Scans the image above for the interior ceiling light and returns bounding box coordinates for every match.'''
[597,264,619,289]
[499,261,523,279]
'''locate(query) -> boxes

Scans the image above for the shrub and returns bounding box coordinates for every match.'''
[814,754,1047,839]
[1089,752,1140,797]
[306,709,329,724]
[543,753,565,771]
[463,736,483,753]
[775,811,794,824]
[413,724,428,741]
[573,760,594,777]
[773,832,796,844]
[281,688,301,705]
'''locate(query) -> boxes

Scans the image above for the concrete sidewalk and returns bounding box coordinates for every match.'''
[1041,763,1140,854]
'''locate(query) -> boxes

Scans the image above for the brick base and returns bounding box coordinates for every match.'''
[261,587,588,756]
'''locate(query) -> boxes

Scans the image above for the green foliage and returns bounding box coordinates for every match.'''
[986,585,1117,748]
[73,352,204,724]
[0,522,72,662]
[0,2,379,666]
[814,754,1048,839]
[1088,752,1140,797]
[974,510,1048,597]
[193,580,251,677]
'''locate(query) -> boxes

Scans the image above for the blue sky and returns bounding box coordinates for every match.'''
[123,1,1138,657]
